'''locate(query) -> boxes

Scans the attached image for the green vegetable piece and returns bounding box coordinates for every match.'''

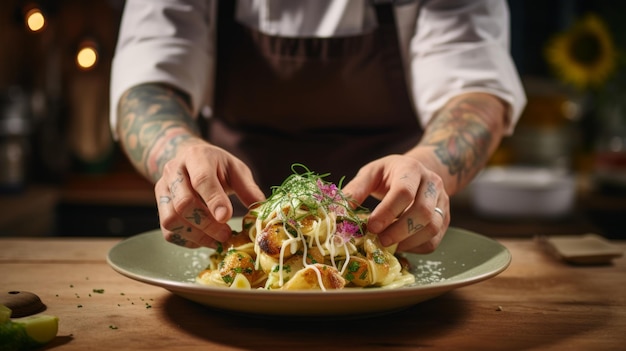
[0,305,59,351]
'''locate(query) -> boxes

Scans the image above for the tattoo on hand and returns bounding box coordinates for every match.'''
[408,218,424,234]
[187,208,208,225]
[168,232,188,247]
[425,181,437,199]
[159,196,171,205]
[170,174,183,199]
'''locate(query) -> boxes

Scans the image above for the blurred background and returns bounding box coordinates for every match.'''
[0,0,625,238]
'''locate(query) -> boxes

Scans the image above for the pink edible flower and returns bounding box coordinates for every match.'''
[333,221,362,245]
[316,179,340,202]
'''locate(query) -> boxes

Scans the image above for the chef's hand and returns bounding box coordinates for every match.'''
[154,137,265,248]
[342,154,450,253]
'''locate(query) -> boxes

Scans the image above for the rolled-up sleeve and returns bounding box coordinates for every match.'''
[109,0,214,137]
[410,0,526,134]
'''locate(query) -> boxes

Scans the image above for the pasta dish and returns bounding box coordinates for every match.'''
[196,165,415,291]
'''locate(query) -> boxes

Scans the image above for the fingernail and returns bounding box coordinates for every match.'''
[214,206,228,222]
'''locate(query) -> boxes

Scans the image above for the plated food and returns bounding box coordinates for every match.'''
[196,165,415,291]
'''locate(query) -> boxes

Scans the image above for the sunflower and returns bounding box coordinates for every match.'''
[545,14,618,91]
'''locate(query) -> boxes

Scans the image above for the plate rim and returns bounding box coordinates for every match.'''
[107,226,511,300]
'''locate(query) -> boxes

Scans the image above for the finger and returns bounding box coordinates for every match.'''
[156,179,223,247]
[157,199,226,248]
[342,168,376,207]
[367,172,421,234]
[397,194,449,253]
[161,167,231,242]
[162,222,221,249]
[186,167,233,224]
[377,178,445,249]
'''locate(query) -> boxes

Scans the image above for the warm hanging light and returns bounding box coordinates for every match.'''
[25,7,46,32]
[75,41,99,70]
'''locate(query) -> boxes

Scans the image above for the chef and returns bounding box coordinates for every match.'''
[109,0,526,253]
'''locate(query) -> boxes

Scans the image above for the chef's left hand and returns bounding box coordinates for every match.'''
[342,154,450,253]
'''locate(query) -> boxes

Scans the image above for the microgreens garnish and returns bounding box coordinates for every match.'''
[255,164,368,238]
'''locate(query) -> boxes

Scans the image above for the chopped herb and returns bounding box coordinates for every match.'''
[92,289,105,294]
[348,261,360,273]
[77,304,83,308]
[271,264,292,273]
[373,250,387,265]
[306,253,318,264]
[359,270,368,280]
[109,325,118,330]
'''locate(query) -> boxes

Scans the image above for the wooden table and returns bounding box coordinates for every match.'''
[1,236,624,351]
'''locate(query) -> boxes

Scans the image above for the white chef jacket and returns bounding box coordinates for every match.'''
[110,0,526,136]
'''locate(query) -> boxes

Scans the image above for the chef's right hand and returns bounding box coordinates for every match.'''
[154,137,266,248]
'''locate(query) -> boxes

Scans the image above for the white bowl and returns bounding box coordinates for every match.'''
[469,167,576,218]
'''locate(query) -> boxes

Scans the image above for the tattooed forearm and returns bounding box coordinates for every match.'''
[117,84,200,182]
[420,95,504,186]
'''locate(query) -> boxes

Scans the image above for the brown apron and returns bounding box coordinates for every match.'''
[211,1,422,199]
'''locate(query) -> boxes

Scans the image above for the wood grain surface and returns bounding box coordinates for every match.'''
[1,236,624,351]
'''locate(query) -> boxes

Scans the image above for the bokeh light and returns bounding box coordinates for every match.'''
[25,8,46,32]
[76,43,99,70]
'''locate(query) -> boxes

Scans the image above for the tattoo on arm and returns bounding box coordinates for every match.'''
[420,97,497,186]
[117,84,200,182]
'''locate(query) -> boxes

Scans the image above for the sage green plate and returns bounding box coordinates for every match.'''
[107,221,511,317]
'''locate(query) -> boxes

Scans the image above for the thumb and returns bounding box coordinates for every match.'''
[342,172,374,207]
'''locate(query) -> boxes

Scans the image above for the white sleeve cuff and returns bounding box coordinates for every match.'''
[412,43,526,135]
